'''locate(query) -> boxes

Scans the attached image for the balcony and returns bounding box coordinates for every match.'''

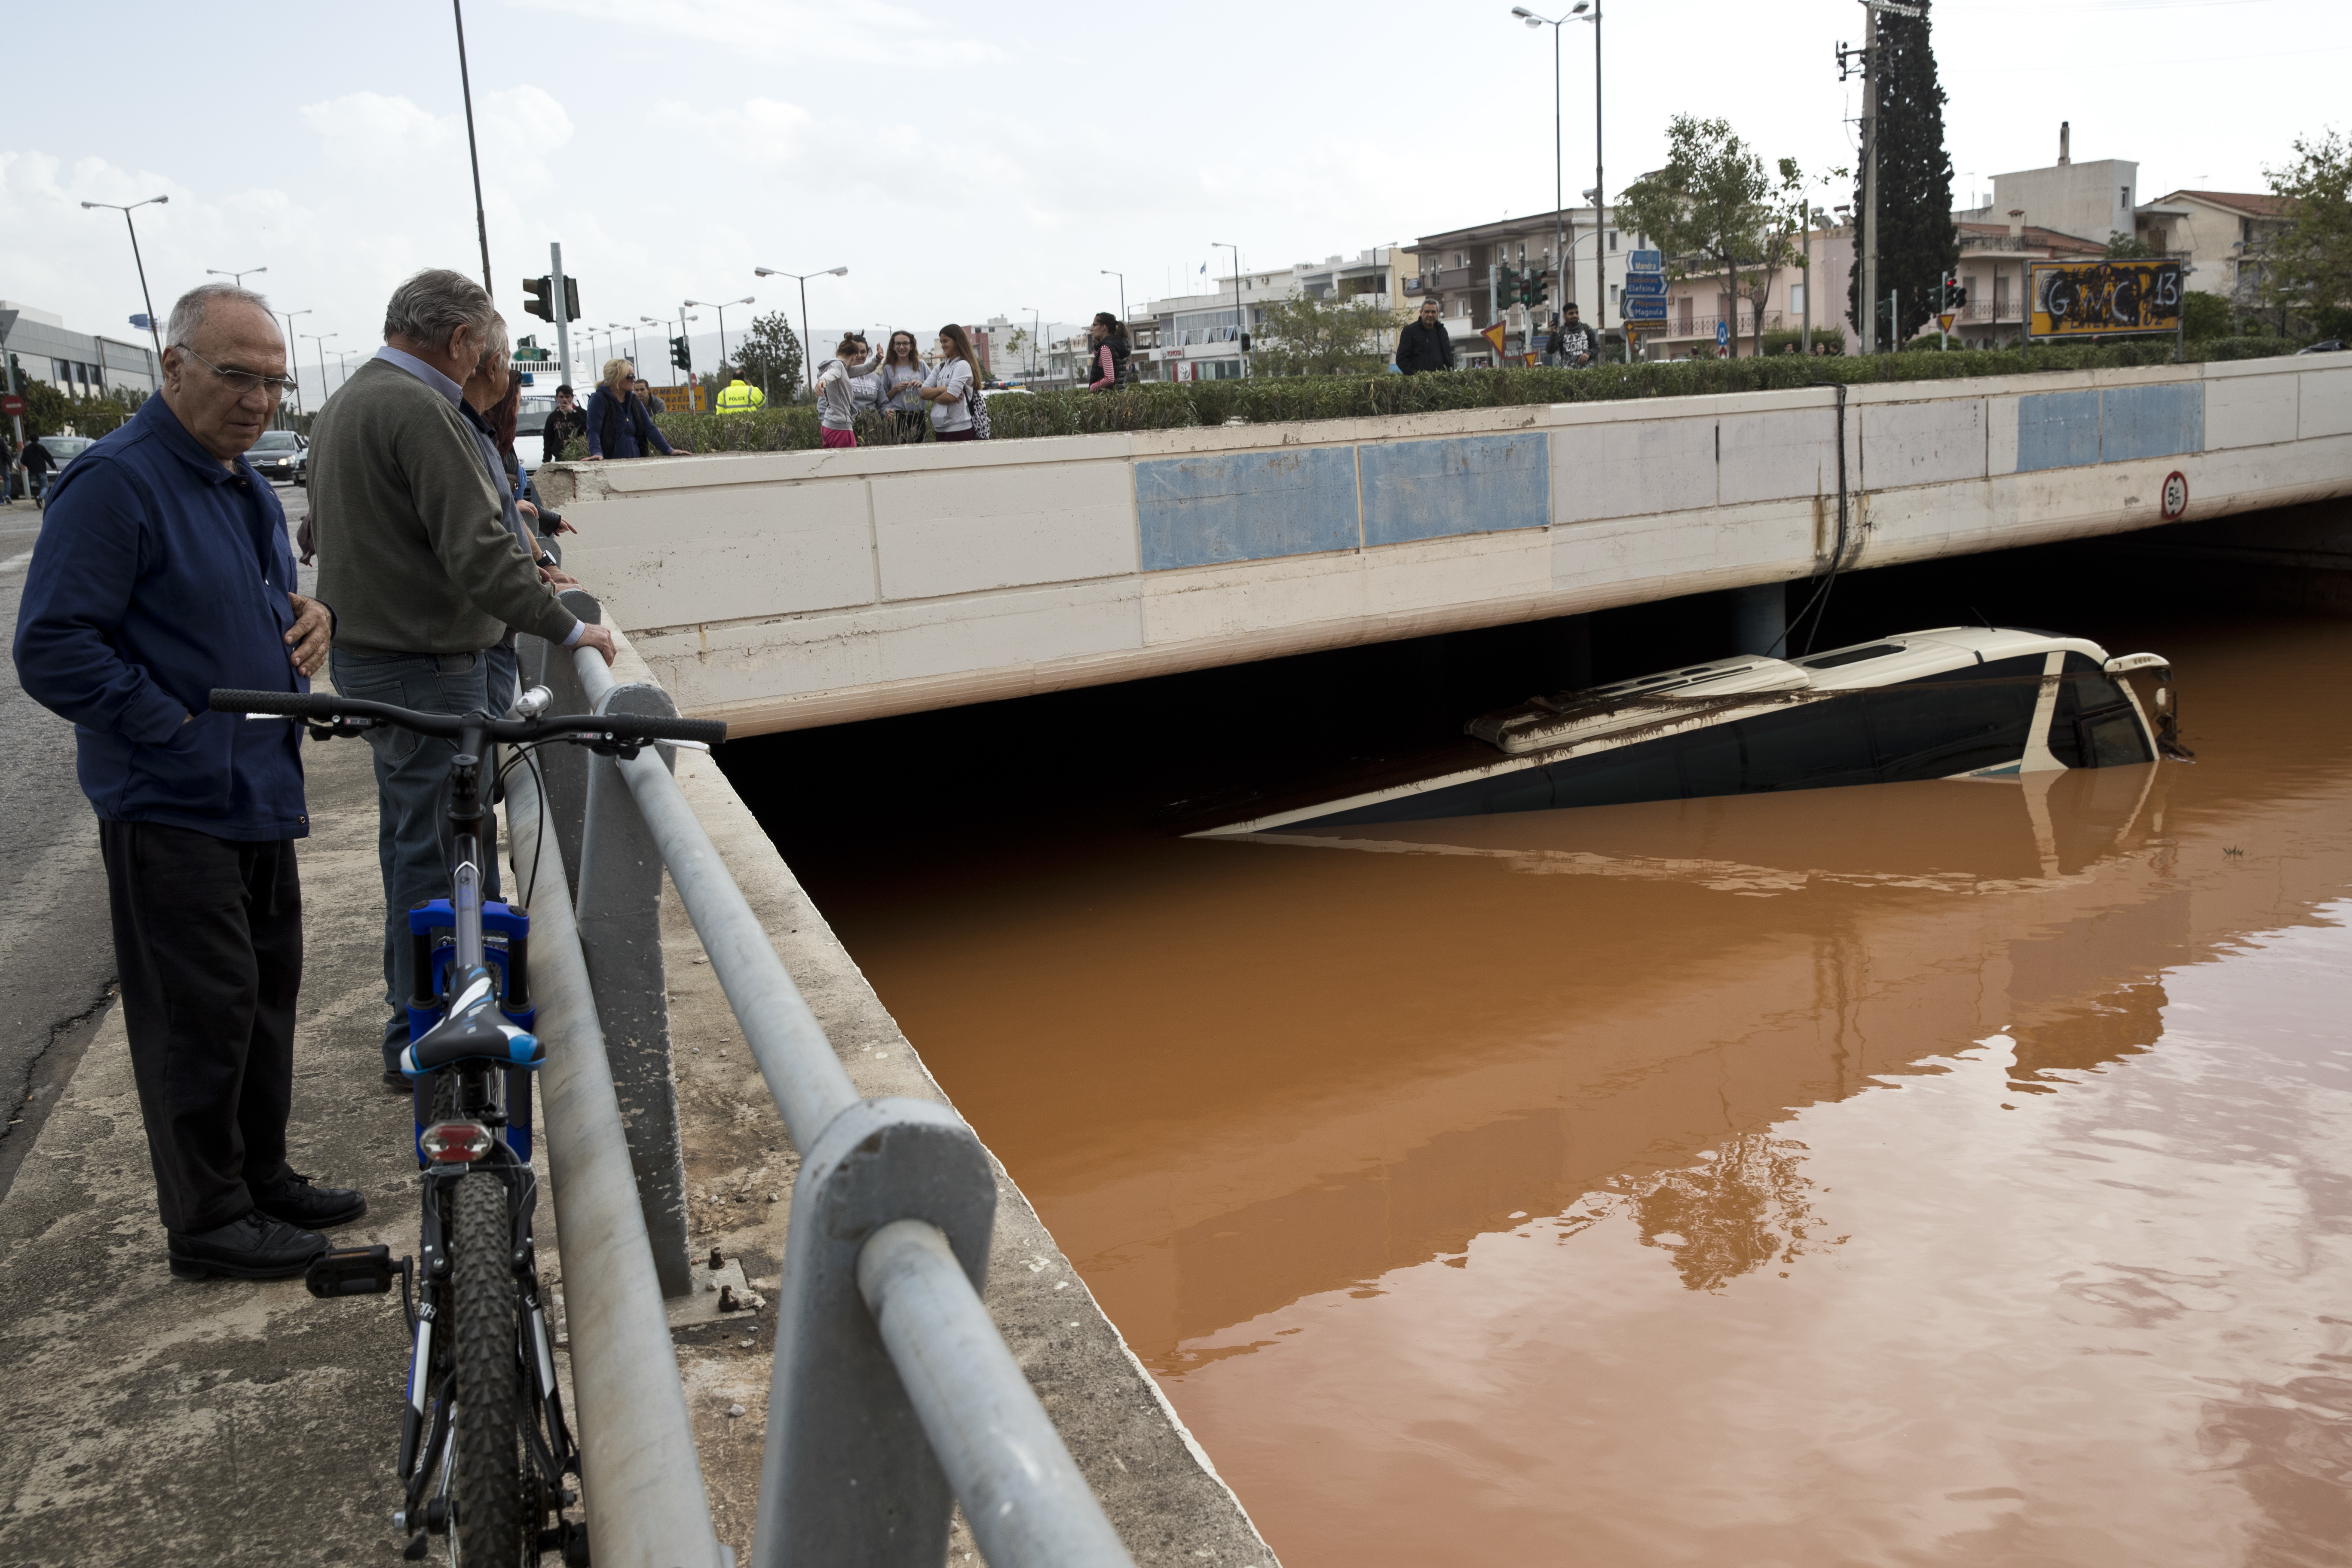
[1648,312,1783,341]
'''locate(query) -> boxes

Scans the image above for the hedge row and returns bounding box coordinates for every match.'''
[626,337,2306,457]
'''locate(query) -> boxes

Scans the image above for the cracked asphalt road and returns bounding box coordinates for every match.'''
[0,482,310,1206]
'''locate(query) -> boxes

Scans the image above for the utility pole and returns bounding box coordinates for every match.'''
[1859,1,1880,353]
[452,0,493,296]
[551,242,573,391]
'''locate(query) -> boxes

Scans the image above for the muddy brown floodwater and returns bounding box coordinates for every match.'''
[780,609,2352,1566]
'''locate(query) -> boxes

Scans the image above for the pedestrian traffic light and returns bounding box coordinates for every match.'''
[523,276,553,323]
[670,335,691,373]
[562,278,581,323]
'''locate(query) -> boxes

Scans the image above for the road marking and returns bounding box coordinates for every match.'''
[0,550,33,573]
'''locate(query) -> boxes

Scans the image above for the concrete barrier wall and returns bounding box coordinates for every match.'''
[538,355,2352,735]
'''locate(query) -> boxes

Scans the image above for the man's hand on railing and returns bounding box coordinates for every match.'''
[576,623,618,666]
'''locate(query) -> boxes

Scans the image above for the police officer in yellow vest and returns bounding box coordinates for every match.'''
[715,366,766,414]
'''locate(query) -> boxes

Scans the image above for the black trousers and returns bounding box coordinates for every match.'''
[99,821,302,1234]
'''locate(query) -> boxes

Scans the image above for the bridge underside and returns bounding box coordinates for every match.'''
[539,357,2352,737]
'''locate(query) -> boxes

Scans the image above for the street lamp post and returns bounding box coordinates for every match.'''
[1511,9,1568,349]
[1101,270,1126,324]
[82,195,169,364]
[1021,309,1041,380]
[207,265,268,290]
[752,268,847,393]
[1580,0,1605,358]
[1210,243,1246,376]
[300,331,336,412]
[686,298,755,372]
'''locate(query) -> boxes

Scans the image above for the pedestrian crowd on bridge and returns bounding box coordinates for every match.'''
[12,267,622,1282]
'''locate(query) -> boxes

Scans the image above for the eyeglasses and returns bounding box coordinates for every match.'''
[176,346,297,399]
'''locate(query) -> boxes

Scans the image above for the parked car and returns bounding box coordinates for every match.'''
[9,435,94,498]
[246,429,308,485]
[2296,339,2347,355]
[518,394,555,438]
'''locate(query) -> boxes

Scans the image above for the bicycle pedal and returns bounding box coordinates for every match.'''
[401,1530,429,1560]
[306,1245,398,1298]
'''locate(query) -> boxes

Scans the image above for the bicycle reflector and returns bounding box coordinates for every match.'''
[420,1122,496,1163]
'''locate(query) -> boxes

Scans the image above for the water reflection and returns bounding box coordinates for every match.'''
[816,614,2352,1566]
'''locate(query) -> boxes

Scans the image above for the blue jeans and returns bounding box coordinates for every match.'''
[328,648,502,1069]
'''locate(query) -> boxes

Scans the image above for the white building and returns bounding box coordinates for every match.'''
[0,301,162,400]
[1956,122,2138,250]
[1135,246,1405,382]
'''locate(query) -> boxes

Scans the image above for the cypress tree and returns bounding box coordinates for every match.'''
[1849,0,1959,345]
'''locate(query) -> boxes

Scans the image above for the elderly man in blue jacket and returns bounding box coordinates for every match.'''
[12,282,360,1281]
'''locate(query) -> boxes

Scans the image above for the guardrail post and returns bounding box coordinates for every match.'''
[538,588,601,891]
[576,675,694,1298]
[752,1099,996,1568]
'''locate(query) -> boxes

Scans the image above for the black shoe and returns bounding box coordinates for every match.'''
[253,1169,368,1229]
[168,1210,328,1281]
[383,1068,413,1093]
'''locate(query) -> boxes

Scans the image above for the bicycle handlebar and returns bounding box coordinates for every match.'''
[208,689,729,748]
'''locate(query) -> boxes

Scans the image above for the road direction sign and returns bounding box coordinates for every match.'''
[1622,273,1666,298]
[1627,249,1663,274]
[0,394,22,418]
[1623,297,1668,322]
[1716,320,1730,347]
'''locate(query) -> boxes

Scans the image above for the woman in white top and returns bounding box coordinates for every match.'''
[916,323,980,442]
[876,331,928,443]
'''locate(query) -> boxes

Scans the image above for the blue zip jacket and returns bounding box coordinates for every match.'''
[582,385,672,459]
[11,395,309,841]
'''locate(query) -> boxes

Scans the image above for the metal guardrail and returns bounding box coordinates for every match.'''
[516,598,1135,1568]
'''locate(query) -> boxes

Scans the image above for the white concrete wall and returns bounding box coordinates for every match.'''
[540,356,2352,736]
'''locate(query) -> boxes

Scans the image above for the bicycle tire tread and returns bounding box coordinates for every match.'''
[453,1171,523,1561]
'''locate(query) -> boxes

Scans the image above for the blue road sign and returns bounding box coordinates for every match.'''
[130,313,154,331]
[1716,320,1731,347]
[1622,273,1666,298]
[1623,297,1668,321]
[1626,249,1663,274]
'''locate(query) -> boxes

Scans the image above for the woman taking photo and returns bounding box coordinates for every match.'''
[916,324,981,442]
[876,331,929,443]
[583,358,692,459]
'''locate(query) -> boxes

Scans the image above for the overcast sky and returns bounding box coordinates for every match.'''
[3,0,2340,397]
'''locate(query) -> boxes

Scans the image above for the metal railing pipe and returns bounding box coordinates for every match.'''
[858,1221,1135,1568]
[571,646,860,1153]
[504,756,731,1568]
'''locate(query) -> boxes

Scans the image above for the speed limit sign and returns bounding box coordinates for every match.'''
[2160,470,2189,521]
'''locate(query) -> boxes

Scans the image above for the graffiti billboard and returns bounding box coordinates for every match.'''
[2027,259,2184,340]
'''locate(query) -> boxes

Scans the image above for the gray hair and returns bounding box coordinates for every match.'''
[166,283,276,349]
[478,313,510,372]
[382,267,495,352]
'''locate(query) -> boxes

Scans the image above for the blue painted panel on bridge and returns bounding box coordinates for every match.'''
[1360,433,1550,548]
[2016,389,2102,472]
[2101,383,2203,462]
[1137,447,1360,570]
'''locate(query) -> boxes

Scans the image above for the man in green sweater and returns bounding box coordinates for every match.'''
[312,268,617,1083]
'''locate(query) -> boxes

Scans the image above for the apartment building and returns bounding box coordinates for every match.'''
[1136,246,1405,382]
[2133,190,2292,303]
[1408,206,1634,363]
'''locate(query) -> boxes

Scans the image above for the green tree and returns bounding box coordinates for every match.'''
[2182,290,2235,340]
[1616,115,1804,358]
[2261,129,2352,332]
[1847,0,1957,346]
[2104,231,2159,260]
[729,310,804,400]
[1250,292,1402,377]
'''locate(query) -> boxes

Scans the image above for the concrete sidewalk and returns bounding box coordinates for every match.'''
[0,653,1274,1564]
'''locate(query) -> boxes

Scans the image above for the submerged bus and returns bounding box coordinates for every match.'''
[1197,628,2182,837]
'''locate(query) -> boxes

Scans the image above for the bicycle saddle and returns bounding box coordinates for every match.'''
[401,966,546,1075]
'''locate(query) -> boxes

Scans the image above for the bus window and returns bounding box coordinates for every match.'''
[1867,655,2046,781]
[2048,653,2149,769]
[1735,694,1878,792]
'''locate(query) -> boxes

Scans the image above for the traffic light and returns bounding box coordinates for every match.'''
[670,335,691,374]
[1519,267,1551,309]
[1496,263,1522,308]
[523,276,553,322]
[1946,276,1969,308]
[561,278,581,322]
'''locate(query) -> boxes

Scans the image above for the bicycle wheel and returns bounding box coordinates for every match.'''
[452,1170,525,1562]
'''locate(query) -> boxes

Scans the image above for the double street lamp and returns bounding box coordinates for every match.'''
[1513,3,1607,356]
[83,194,169,365]
[300,331,336,412]
[752,266,847,392]
[685,297,755,376]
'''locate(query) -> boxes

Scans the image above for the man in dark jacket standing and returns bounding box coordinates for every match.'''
[541,383,586,466]
[1395,297,1456,374]
[1556,304,1600,367]
[12,282,355,1281]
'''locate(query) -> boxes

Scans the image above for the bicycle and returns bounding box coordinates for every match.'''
[208,683,727,1565]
